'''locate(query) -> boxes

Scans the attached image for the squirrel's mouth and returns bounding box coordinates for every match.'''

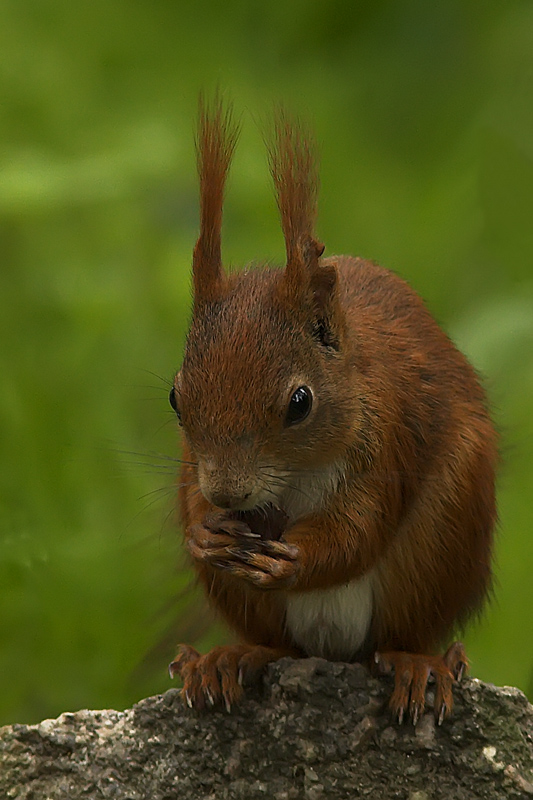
[232,503,289,541]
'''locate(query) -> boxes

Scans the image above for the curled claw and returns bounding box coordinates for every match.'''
[224,540,299,571]
[203,513,256,538]
[374,652,391,672]
[189,523,300,588]
[186,523,236,563]
[186,517,257,569]
[169,644,200,678]
[226,543,261,559]
[186,509,300,589]
[169,644,295,711]
[261,540,300,560]
[210,559,234,571]
[234,529,261,539]
[443,641,468,681]
[375,643,466,724]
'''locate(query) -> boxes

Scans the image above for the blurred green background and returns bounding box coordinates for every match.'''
[1,0,532,726]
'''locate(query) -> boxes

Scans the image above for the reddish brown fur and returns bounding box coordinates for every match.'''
[192,93,239,307]
[170,99,497,721]
[267,110,323,282]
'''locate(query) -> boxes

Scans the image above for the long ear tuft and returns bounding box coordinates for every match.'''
[267,109,325,293]
[192,92,240,307]
[268,110,342,347]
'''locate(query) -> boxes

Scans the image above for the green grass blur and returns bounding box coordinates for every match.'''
[1,0,532,725]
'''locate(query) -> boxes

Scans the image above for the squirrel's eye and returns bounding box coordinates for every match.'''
[169,387,182,423]
[286,386,313,426]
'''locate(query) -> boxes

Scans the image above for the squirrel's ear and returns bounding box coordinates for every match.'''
[192,93,240,308]
[309,260,343,350]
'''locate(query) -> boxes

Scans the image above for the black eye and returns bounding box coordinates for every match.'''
[169,386,181,423]
[286,386,313,426]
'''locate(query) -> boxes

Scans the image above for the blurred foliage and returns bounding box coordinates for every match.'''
[0,0,532,725]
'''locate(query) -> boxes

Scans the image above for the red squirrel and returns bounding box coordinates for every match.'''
[168,97,498,724]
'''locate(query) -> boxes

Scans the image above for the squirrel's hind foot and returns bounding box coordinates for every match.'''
[169,643,294,711]
[374,641,468,725]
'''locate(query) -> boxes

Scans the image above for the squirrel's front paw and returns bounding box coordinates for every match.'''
[187,512,300,589]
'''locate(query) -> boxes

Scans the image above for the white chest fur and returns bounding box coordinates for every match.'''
[285,572,374,661]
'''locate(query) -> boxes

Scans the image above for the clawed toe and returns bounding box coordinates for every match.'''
[169,645,245,710]
[443,641,468,681]
[169,643,294,711]
[375,642,467,724]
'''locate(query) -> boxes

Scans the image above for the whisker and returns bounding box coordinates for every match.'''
[118,485,177,538]
[157,504,180,544]
[136,479,199,503]
[256,480,282,502]
[137,484,178,502]
[119,459,178,471]
[135,368,174,388]
[185,486,204,503]
[150,416,181,438]
[126,468,178,477]
[260,473,314,501]
[260,464,444,486]
[110,446,198,468]
[138,387,174,395]
[137,490,177,515]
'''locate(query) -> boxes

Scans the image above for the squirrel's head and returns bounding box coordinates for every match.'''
[171,97,355,513]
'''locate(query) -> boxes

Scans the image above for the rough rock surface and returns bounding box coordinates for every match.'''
[1,658,532,799]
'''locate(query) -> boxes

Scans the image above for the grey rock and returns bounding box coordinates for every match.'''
[1,658,532,799]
